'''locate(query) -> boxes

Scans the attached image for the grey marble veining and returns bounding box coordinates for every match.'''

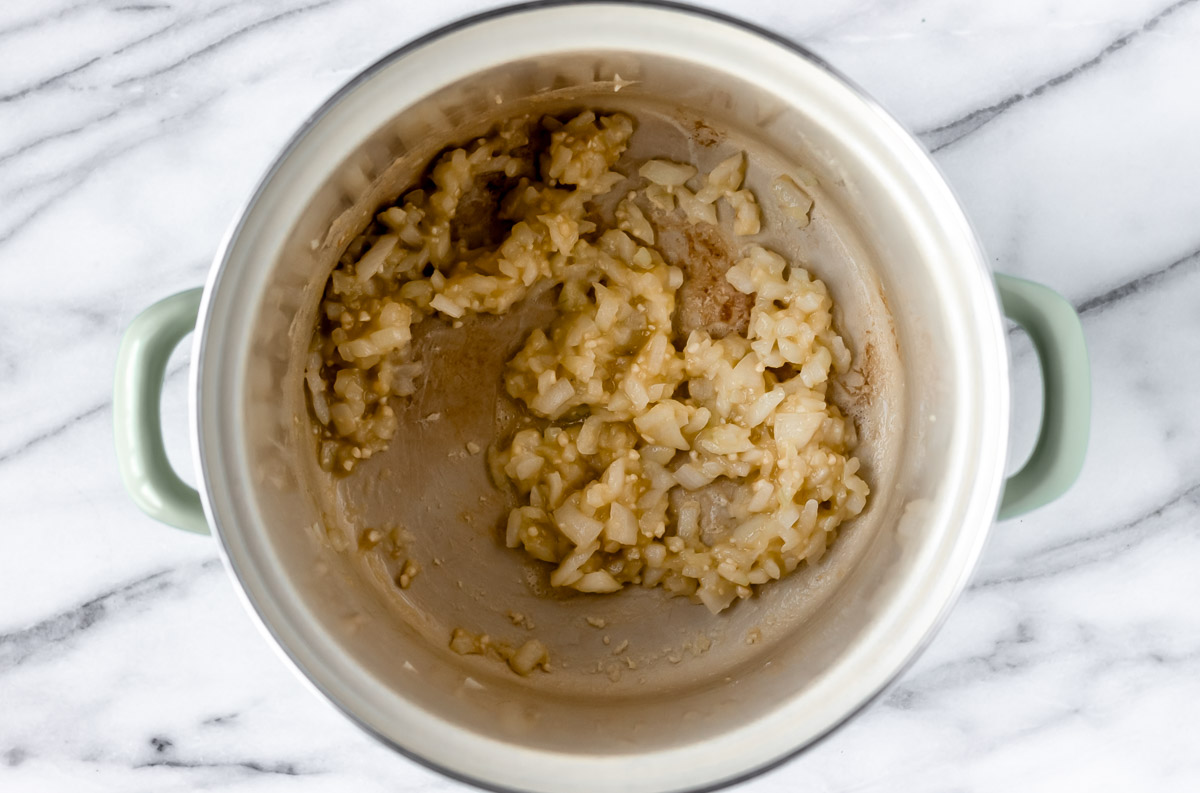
[3,0,1199,791]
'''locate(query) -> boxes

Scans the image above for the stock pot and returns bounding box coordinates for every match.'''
[113,4,1090,792]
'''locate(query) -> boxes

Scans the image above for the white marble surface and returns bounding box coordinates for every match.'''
[3,0,1199,790]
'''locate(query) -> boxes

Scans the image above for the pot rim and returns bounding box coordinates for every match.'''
[189,3,1009,792]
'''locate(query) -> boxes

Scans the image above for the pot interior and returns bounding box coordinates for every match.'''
[297,86,904,730]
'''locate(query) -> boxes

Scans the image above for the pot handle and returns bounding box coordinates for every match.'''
[995,274,1090,520]
[110,281,1086,528]
[113,288,209,535]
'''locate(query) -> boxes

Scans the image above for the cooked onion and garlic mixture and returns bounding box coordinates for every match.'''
[306,110,868,614]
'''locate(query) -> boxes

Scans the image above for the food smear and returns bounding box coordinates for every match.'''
[306,111,868,613]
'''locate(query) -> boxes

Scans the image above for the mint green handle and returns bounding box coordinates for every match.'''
[113,288,209,535]
[995,274,1090,520]
[112,281,1082,528]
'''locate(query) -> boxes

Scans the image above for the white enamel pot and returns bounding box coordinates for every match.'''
[113,3,1090,792]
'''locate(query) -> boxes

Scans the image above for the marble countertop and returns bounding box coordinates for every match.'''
[3,0,1198,790]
